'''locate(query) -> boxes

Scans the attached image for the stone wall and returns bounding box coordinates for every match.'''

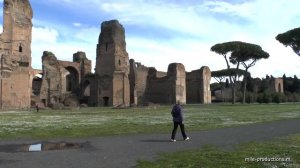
[252,78,284,94]
[130,61,187,105]
[38,51,91,107]
[167,63,186,104]
[129,59,149,105]
[145,63,186,104]
[95,20,130,107]
[73,51,92,81]
[130,58,213,105]
[200,66,212,104]
[265,78,284,93]
[0,0,33,109]
[186,66,211,104]
[39,51,63,107]
[273,78,284,93]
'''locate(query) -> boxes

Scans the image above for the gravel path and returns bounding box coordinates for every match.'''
[0,118,300,168]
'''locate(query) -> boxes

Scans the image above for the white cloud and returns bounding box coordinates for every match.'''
[72,22,82,27]
[99,2,215,36]
[203,1,255,19]
[127,37,220,72]
[32,27,59,43]
[255,39,300,78]
[31,26,97,70]
[101,2,131,12]
[73,26,99,42]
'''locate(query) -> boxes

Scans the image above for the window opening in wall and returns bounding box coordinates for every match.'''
[19,43,23,52]
[105,43,108,52]
[119,59,121,65]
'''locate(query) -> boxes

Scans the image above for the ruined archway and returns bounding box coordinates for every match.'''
[32,73,43,96]
[30,69,43,107]
[65,66,79,94]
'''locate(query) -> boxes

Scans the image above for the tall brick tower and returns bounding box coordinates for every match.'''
[95,20,130,107]
[0,0,33,108]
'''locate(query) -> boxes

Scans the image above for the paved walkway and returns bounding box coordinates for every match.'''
[0,119,300,168]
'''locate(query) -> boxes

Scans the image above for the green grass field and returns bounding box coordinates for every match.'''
[0,103,299,139]
[137,134,300,168]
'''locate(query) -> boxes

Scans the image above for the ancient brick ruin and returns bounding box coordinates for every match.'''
[130,60,187,105]
[85,20,210,107]
[0,0,33,108]
[94,20,130,107]
[38,51,91,108]
[0,1,211,109]
[269,78,284,93]
[186,67,211,104]
[252,77,284,94]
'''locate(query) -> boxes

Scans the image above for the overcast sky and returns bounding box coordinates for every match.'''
[0,0,299,79]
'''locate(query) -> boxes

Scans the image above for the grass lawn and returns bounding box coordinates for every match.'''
[136,134,300,168]
[0,103,299,139]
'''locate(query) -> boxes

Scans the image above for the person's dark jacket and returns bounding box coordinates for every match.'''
[171,104,183,122]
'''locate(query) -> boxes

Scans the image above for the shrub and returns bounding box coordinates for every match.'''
[285,92,300,102]
[257,93,263,104]
[262,92,272,104]
[272,93,281,104]
[246,93,257,104]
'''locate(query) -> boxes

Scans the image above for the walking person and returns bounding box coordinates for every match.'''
[36,103,39,112]
[170,101,190,142]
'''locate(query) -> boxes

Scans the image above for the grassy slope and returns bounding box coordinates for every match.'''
[0,104,299,139]
[137,134,300,168]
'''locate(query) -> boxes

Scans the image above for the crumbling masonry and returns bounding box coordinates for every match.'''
[0,0,33,108]
[94,20,130,107]
[0,0,211,109]
[38,51,91,108]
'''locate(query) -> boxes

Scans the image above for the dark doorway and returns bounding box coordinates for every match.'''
[66,74,71,91]
[80,80,91,105]
[278,83,282,93]
[103,97,109,107]
[42,99,46,107]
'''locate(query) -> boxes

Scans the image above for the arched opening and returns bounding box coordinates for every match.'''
[65,67,79,94]
[278,83,282,93]
[32,73,42,96]
[31,73,43,107]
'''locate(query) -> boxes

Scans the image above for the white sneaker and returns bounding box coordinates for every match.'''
[170,139,176,142]
[184,137,190,141]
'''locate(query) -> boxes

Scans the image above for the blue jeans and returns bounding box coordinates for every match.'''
[171,121,187,140]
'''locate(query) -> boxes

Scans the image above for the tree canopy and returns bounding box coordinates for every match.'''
[211,41,269,104]
[211,41,269,63]
[276,27,300,56]
[211,69,250,78]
